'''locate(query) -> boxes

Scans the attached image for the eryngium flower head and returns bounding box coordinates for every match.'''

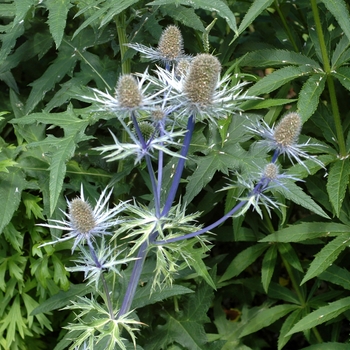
[84,70,165,120]
[157,25,184,62]
[126,25,187,65]
[249,112,324,170]
[38,186,124,252]
[184,53,221,106]
[155,53,255,123]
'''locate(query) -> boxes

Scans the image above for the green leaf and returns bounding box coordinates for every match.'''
[333,66,350,92]
[302,343,350,350]
[261,244,277,293]
[31,284,93,315]
[286,296,350,336]
[24,42,77,114]
[319,264,350,290]
[236,0,274,38]
[275,181,329,219]
[0,295,27,344]
[326,158,350,217]
[147,0,237,33]
[219,244,269,283]
[301,234,350,285]
[331,34,350,68]
[278,309,303,350]
[0,168,26,234]
[298,74,326,122]
[320,0,350,43]
[0,0,33,64]
[239,304,297,338]
[133,284,194,309]
[277,243,303,272]
[260,222,350,243]
[240,98,297,110]
[45,0,72,48]
[162,4,205,32]
[247,65,314,96]
[241,49,320,68]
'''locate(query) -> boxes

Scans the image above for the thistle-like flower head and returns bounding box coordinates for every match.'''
[249,112,324,170]
[38,186,124,253]
[126,25,188,66]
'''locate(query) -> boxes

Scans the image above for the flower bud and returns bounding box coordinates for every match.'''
[117,74,142,109]
[138,121,156,141]
[274,112,302,147]
[157,25,183,62]
[263,163,279,181]
[70,198,96,234]
[184,53,221,106]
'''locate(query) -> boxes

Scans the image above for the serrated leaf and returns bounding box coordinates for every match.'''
[45,0,72,48]
[261,244,277,293]
[147,0,237,33]
[241,49,320,68]
[163,4,205,32]
[320,0,350,43]
[24,43,77,114]
[277,243,303,272]
[49,135,76,215]
[31,284,92,315]
[278,309,303,350]
[236,0,274,38]
[0,0,33,64]
[286,296,350,336]
[333,66,350,92]
[240,98,297,110]
[298,74,326,122]
[260,222,350,243]
[0,169,25,234]
[326,158,350,217]
[239,304,297,338]
[331,35,350,68]
[319,264,350,290]
[275,181,330,219]
[301,234,350,285]
[247,65,314,96]
[219,244,269,283]
[133,284,194,309]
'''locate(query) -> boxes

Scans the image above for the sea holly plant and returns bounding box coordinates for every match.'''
[33,24,327,349]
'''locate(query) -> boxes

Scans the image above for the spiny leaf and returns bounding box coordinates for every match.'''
[260,222,350,243]
[326,158,350,217]
[241,49,320,68]
[247,65,314,96]
[320,0,350,43]
[45,0,72,49]
[298,73,326,122]
[286,296,350,336]
[147,0,237,33]
[235,0,274,39]
[0,168,26,234]
[301,234,350,285]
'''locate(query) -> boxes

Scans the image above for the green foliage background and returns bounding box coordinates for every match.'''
[1,0,350,349]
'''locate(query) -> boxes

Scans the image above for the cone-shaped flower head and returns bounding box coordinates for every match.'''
[273,112,302,149]
[38,186,125,253]
[263,163,279,181]
[117,74,143,109]
[157,25,184,62]
[184,53,221,106]
[70,199,96,234]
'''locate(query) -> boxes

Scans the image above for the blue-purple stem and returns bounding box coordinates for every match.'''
[161,115,195,217]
